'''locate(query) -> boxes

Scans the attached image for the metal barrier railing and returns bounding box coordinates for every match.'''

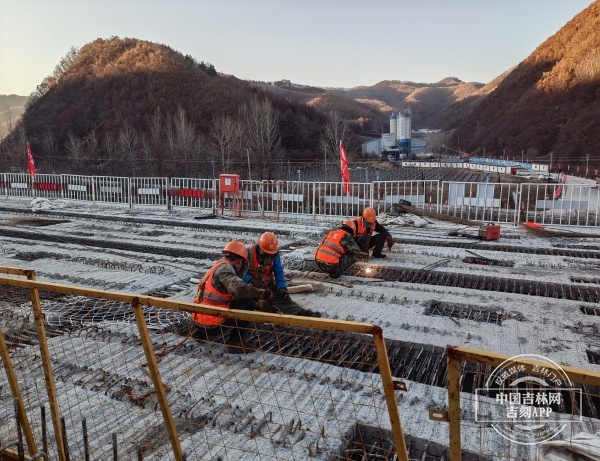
[437,346,600,461]
[521,182,600,227]
[372,180,439,214]
[0,267,409,460]
[439,181,521,224]
[2,172,599,226]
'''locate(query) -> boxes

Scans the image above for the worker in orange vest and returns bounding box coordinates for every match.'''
[353,207,394,258]
[315,220,361,277]
[191,240,275,353]
[245,232,322,317]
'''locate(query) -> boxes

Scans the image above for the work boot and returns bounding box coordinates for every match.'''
[371,253,387,259]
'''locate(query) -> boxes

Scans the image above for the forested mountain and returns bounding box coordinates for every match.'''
[0,38,334,178]
[262,77,495,132]
[1,1,597,177]
[449,0,600,162]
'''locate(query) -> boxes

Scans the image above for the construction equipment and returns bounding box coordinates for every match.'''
[478,223,501,241]
[448,223,501,241]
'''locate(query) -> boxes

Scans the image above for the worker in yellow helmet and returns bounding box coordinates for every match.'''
[315,220,361,277]
[245,232,323,317]
[353,207,394,258]
[191,241,275,353]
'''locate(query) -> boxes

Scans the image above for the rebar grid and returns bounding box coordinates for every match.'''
[0,271,407,461]
[445,347,600,461]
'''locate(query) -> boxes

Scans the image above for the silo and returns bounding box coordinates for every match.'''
[389,114,397,138]
[397,110,411,158]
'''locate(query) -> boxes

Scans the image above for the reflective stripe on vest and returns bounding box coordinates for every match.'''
[247,245,275,284]
[355,217,374,236]
[315,229,346,265]
[192,260,235,327]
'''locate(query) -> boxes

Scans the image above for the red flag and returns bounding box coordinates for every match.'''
[339,141,351,195]
[27,143,37,177]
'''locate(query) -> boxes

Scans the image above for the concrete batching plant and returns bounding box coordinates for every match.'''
[362,110,416,159]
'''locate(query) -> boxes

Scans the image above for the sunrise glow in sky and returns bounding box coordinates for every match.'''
[0,0,593,95]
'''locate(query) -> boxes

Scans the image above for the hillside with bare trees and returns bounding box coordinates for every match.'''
[1,1,598,176]
[0,38,332,177]
[449,0,600,162]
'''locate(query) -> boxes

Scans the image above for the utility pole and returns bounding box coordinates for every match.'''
[246,148,252,181]
[521,149,524,165]
[550,151,553,173]
[586,154,590,177]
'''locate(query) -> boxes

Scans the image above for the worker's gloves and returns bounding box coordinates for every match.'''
[258,289,274,301]
[277,288,291,301]
[257,299,278,313]
[385,235,394,250]
[256,289,277,313]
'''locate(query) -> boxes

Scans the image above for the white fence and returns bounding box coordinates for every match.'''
[1,173,599,226]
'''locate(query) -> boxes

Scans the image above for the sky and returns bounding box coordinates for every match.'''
[0,0,594,96]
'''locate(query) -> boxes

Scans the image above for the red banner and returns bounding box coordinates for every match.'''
[27,143,36,177]
[339,141,350,195]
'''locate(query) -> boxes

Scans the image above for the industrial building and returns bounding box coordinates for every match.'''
[362,111,427,159]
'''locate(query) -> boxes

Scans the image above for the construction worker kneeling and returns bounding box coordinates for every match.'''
[353,207,394,259]
[191,240,276,354]
[315,220,361,277]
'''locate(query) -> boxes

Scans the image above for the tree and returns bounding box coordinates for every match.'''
[150,107,165,176]
[118,123,139,176]
[42,130,59,173]
[102,133,117,176]
[173,105,198,175]
[244,98,285,180]
[319,111,353,170]
[84,127,100,174]
[65,132,84,173]
[209,116,245,176]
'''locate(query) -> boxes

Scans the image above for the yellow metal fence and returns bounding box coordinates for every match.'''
[439,346,600,460]
[0,267,408,461]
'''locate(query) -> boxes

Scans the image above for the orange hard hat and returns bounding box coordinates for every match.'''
[341,219,357,235]
[362,207,377,223]
[222,241,248,261]
[258,232,278,254]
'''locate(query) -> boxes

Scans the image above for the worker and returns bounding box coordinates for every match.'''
[315,220,361,277]
[245,232,322,318]
[191,240,275,354]
[353,207,394,259]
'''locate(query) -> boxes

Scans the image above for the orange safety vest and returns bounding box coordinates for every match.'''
[354,217,374,236]
[192,260,235,327]
[315,229,347,265]
[247,245,274,285]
